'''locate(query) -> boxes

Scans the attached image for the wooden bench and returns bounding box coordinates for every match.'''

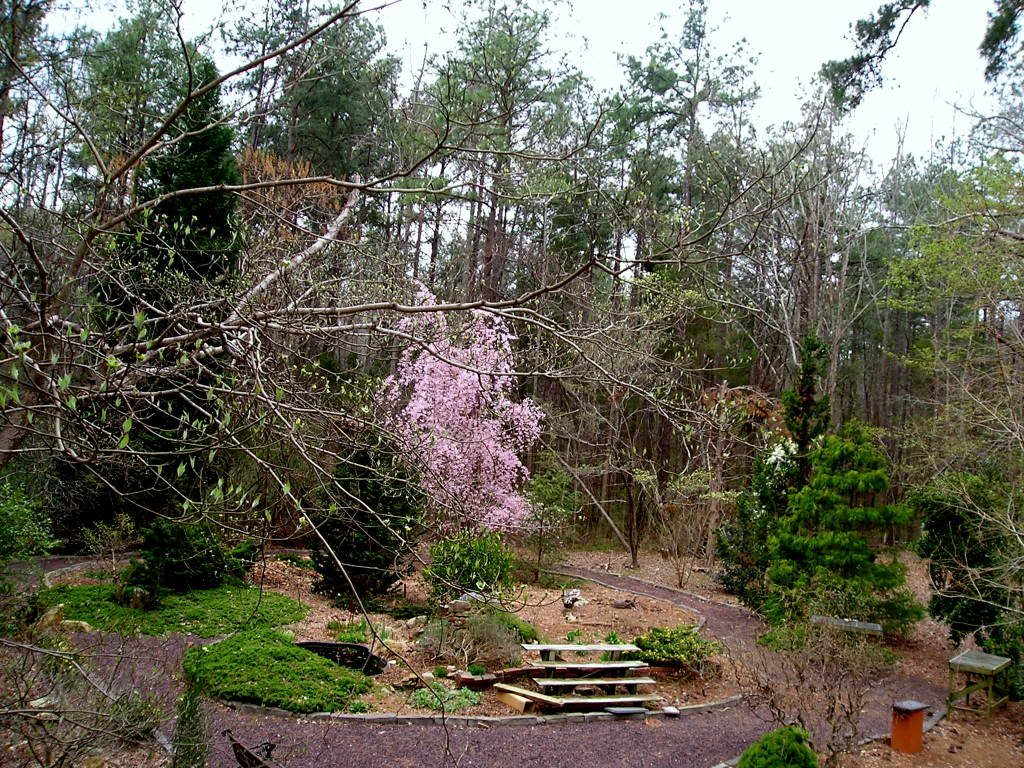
[810,615,883,637]
[947,649,1012,719]
[522,643,639,661]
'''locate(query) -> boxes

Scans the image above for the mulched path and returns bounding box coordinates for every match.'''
[24,558,949,768]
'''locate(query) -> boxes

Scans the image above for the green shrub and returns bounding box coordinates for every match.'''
[423,531,514,604]
[627,626,721,678]
[123,519,254,599]
[432,665,448,678]
[183,629,372,713]
[410,681,481,712]
[39,584,305,637]
[466,663,486,676]
[737,726,819,768]
[383,597,431,621]
[277,553,315,570]
[488,609,539,642]
[333,618,369,643]
[0,482,56,562]
[310,445,421,599]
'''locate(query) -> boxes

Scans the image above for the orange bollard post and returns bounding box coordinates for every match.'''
[891,700,930,753]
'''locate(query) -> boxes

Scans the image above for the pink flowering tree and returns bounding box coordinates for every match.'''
[381,290,544,531]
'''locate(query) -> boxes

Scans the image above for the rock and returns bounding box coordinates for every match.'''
[564,612,578,622]
[446,600,471,614]
[29,696,58,709]
[613,598,636,609]
[34,604,64,630]
[661,706,680,717]
[561,588,583,609]
[60,620,94,633]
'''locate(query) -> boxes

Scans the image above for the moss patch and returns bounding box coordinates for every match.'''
[183,629,372,713]
[39,585,306,637]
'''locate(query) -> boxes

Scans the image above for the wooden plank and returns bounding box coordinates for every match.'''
[557,694,660,706]
[492,683,563,708]
[533,677,656,688]
[530,660,648,670]
[949,650,1011,675]
[495,691,535,713]
[521,643,640,653]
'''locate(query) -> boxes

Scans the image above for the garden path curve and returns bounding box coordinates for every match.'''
[30,558,948,768]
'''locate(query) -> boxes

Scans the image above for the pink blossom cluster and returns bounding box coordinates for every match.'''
[382,290,543,531]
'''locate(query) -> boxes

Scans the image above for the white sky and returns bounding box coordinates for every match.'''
[56,0,997,168]
[375,0,996,169]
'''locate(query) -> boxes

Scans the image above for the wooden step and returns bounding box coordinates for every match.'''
[558,694,661,707]
[522,643,640,654]
[530,660,648,671]
[533,677,656,689]
[492,683,564,708]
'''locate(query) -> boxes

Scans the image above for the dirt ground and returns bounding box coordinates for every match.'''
[42,550,1024,766]
[561,548,1024,768]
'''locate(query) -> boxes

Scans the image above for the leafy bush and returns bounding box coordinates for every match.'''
[410,681,481,712]
[913,470,1024,697]
[488,609,539,642]
[183,629,372,713]
[39,584,305,637]
[0,482,56,563]
[335,621,369,643]
[627,626,721,678]
[466,663,486,676]
[311,445,421,600]
[737,726,819,768]
[277,553,315,570]
[122,519,255,600]
[423,531,514,605]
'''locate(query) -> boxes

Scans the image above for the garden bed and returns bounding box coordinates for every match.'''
[244,555,735,717]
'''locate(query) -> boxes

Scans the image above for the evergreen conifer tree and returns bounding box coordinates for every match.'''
[765,421,922,632]
[140,56,241,285]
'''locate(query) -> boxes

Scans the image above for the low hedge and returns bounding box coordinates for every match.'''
[183,629,372,713]
[39,585,306,637]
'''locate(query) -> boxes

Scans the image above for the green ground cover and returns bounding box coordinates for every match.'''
[39,584,306,637]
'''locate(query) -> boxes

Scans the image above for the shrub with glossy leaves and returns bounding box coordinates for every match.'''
[737,726,819,768]
[423,531,514,604]
[627,625,721,678]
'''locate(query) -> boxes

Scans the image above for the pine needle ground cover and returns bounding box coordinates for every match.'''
[183,629,372,713]
[38,585,306,637]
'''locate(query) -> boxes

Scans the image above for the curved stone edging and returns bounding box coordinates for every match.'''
[544,567,709,633]
[42,559,109,588]
[223,693,745,728]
